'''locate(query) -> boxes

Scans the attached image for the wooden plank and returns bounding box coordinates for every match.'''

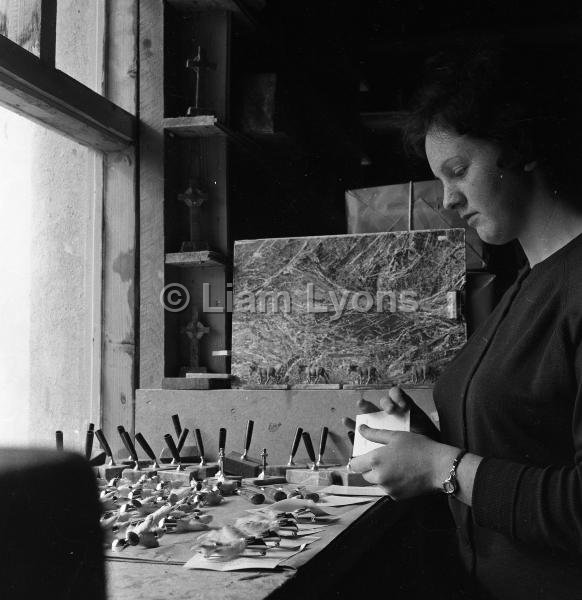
[136,387,436,465]
[166,0,262,31]
[139,0,166,389]
[88,0,107,430]
[163,115,229,138]
[1,0,41,56]
[165,250,226,267]
[167,0,264,12]
[102,0,138,451]
[0,34,136,151]
[39,0,56,66]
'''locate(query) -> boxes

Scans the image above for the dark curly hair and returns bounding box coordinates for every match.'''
[404,41,582,196]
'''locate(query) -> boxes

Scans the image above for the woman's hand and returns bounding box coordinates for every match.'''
[342,387,441,440]
[349,427,460,500]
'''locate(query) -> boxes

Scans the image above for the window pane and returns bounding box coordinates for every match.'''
[0,105,99,448]
[0,0,41,56]
[56,0,104,92]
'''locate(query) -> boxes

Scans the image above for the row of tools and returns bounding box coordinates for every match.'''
[55,414,360,486]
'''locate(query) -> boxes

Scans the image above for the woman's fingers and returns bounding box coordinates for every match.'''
[359,425,395,444]
[357,398,380,413]
[342,417,356,430]
[388,387,411,410]
[342,400,380,431]
[379,396,401,414]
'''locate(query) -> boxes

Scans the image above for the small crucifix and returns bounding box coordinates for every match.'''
[178,181,209,252]
[180,306,210,374]
[185,44,216,117]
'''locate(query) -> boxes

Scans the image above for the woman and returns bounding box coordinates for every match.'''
[348,43,582,599]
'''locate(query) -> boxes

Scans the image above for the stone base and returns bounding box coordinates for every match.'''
[241,384,290,390]
[121,467,159,483]
[94,465,126,480]
[224,453,261,477]
[263,463,308,476]
[332,467,370,487]
[290,384,342,390]
[159,445,200,463]
[342,384,390,390]
[285,468,340,486]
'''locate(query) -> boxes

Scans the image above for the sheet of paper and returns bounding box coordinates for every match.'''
[320,485,388,497]
[249,497,334,516]
[352,411,410,456]
[278,536,320,549]
[318,495,374,507]
[183,545,307,571]
[294,526,327,537]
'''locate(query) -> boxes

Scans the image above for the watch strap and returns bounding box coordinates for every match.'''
[442,449,467,495]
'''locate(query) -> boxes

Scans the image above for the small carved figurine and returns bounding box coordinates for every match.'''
[298,364,330,384]
[249,363,268,384]
[348,364,380,385]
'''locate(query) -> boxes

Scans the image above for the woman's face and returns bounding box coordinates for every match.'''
[425,126,531,244]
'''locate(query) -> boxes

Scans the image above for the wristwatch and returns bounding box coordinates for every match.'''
[442,449,467,495]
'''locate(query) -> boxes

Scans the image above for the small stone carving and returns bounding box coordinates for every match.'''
[248,363,287,385]
[298,364,330,384]
[347,364,380,385]
[406,362,437,384]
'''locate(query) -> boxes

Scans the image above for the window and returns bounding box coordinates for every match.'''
[0,105,100,446]
[0,0,136,449]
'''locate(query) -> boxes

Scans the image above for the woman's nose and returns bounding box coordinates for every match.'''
[442,184,465,211]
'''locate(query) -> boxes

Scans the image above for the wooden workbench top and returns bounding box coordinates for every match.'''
[106,494,405,599]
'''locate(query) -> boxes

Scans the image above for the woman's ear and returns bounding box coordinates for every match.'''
[523,160,538,172]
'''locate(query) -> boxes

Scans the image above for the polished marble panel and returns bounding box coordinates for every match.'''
[231,229,466,387]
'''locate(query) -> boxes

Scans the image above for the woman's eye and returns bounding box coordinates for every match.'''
[452,166,466,177]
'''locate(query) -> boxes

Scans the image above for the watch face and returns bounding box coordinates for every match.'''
[443,480,456,494]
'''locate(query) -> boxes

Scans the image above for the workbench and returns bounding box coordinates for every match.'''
[106,493,408,600]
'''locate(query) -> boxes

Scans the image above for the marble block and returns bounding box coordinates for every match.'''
[232,229,466,387]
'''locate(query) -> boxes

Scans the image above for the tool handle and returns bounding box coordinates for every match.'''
[85,428,94,460]
[171,414,182,438]
[164,433,181,463]
[259,486,286,502]
[95,429,113,457]
[55,430,63,451]
[218,427,227,451]
[121,431,139,462]
[348,430,355,446]
[237,487,265,505]
[290,427,303,458]
[176,428,190,454]
[88,423,95,432]
[318,426,329,458]
[302,432,316,462]
[244,420,254,452]
[135,433,157,462]
[116,425,126,439]
[195,428,205,458]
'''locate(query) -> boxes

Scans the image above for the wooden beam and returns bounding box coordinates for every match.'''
[101,0,138,450]
[0,34,136,152]
[39,0,57,66]
[139,0,166,389]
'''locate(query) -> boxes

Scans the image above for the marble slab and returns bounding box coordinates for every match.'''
[231,229,466,387]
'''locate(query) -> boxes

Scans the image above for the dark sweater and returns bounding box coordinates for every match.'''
[434,233,582,600]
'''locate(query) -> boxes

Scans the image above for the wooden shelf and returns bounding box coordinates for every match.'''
[166,0,264,31]
[165,250,227,268]
[163,115,231,138]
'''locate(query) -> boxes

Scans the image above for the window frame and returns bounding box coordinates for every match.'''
[0,0,138,447]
